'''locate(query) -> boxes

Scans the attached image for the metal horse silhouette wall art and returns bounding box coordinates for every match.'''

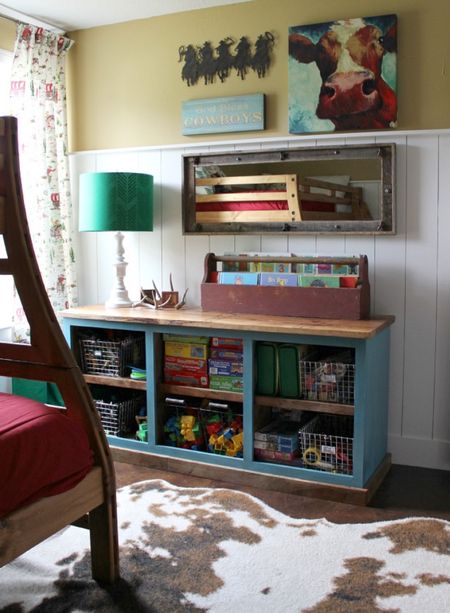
[179,32,275,86]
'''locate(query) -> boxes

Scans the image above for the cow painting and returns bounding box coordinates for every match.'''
[288,14,397,133]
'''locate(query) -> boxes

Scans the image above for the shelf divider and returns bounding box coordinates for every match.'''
[84,374,147,391]
[254,395,354,416]
[159,383,243,403]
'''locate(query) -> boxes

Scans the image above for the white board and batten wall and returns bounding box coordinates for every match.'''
[70,128,450,472]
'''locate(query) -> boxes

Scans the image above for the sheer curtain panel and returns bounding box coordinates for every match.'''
[10,24,77,341]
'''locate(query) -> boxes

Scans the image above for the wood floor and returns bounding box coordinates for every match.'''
[114,459,450,524]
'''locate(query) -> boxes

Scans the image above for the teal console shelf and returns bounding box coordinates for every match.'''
[62,306,394,505]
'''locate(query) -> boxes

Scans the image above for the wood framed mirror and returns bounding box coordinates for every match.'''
[182,143,395,235]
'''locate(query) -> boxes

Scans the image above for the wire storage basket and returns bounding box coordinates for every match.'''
[298,414,354,475]
[163,396,206,450]
[79,331,145,377]
[299,348,355,404]
[200,401,244,457]
[91,386,146,437]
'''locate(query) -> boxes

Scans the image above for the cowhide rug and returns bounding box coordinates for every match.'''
[1,479,449,612]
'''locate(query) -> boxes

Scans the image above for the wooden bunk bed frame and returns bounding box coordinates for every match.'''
[0,117,119,583]
[195,174,372,224]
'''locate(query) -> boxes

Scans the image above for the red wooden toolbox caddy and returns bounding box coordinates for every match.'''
[201,253,370,320]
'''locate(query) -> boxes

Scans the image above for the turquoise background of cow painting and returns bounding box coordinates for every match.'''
[288,14,397,134]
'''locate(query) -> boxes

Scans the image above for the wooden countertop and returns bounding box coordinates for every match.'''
[61,305,395,339]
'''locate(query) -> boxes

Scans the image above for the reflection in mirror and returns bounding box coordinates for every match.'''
[182,143,395,234]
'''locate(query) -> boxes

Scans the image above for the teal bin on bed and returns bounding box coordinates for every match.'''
[12,378,64,406]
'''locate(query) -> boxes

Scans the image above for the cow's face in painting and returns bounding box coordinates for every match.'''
[289,16,397,131]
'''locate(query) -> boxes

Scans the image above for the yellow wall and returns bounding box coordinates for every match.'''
[2,0,449,151]
[0,16,16,50]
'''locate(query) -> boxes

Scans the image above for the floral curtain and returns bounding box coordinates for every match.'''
[9,23,78,341]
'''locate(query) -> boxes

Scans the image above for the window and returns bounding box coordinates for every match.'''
[0,48,13,329]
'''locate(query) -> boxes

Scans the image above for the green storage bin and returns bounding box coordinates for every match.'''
[278,344,301,398]
[255,342,278,396]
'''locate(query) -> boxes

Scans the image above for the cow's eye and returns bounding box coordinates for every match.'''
[379,36,384,44]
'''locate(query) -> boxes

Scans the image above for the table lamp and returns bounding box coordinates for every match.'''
[79,172,153,308]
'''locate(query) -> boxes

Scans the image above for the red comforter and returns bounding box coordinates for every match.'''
[0,392,93,517]
[196,200,288,211]
[196,197,334,213]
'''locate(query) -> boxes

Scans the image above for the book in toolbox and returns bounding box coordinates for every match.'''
[218,272,259,285]
[298,274,340,288]
[247,252,293,273]
[260,272,298,287]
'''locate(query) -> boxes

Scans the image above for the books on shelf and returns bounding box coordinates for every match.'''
[209,374,243,392]
[213,253,360,288]
[164,341,209,360]
[163,334,245,391]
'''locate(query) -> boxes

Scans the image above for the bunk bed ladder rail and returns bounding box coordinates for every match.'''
[0,116,119,583]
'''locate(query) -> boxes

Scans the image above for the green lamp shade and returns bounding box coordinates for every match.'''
[79,172,153,232]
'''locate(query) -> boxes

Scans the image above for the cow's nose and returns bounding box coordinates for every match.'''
[362,78,376,96]
[324,70,376,96]
[317,70,380,119]
[321,78,375,99]
[320,84,335,99]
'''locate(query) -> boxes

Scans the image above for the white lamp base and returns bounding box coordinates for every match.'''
[106,293,132,309]
[105,231,133,309]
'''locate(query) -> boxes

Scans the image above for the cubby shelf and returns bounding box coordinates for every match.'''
[84,374,147,391]
[159,388,355,416]
[254,395,354,416]
[62,305,394,505]
[159,383,242,403]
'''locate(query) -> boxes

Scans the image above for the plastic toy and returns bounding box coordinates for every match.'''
[135,412,148,442]
[180,415,196,441]
[205,411,243,457]
[136,421,148,442]
[164,412,204,449]
[227,432,243,456]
